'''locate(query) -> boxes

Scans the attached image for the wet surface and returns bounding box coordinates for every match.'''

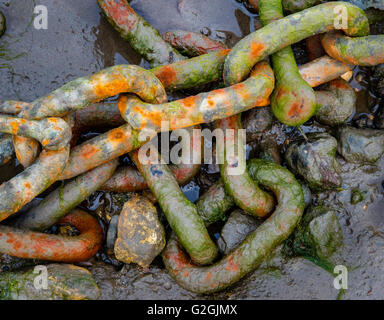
[0,0,383,299]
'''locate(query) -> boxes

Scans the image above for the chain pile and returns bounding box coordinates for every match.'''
[0,0,383,294]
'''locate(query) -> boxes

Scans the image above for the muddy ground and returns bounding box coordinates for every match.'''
[0,0,383,299]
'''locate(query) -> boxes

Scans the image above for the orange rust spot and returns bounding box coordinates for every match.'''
[94,78,129,99]
[184,271,189,277]
[81,145,98,159]
[102,0,137,30]
[225,255,240,272]
[182,96,197,108]
[170,251,192,270]
[288,102,303,119]
[108,129,125,142]
[41,139,49,146]
[132,106,163,129]
[207,98,215,108]
[205,272,212,282]
[250,42,265,59]
[9,121,21,135]
[154,65,177,87]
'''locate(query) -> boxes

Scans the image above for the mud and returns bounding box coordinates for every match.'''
[0,0,383,299]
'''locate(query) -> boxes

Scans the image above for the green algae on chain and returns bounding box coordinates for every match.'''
[0,116,71,150]
[22,58,349,181]
[97,0,185,67]
[151,49,230,92]
[0,209,103,262]
[59,123,149,180]
[322,31,384,66]
[0,11,5,38]
[224,2,369,86]
[162,30,228,57]
[15,160,118,232]
[19,65,167,120]
[0,133,14,166]
[162,159,305,294]
[152,52,350,93]
[0,146,69,222]
[101,125,202,192]
[247,0,321,12]
[315,79,356,126]
[16,62,349,182]
[0,264,100,300]
[216,115,274,217]
[130,148,218,266]
[259,0,317,126]
[119,61,275,132]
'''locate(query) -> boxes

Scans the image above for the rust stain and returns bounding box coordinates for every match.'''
[225,254,240,272]
[154,65,177,87]
[249,42,265,59]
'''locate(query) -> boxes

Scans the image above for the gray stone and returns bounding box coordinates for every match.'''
[285,132,341,190]
[307,207,343,259]
[338,126,384,164]
[217,209,261,255]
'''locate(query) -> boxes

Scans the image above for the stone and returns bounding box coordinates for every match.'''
[242,107,273,143]
[0,264,100,300]
[285,132,341,190]
[114,196,166,268]
[337,126,384,164]
[217,209,261,255]
[307,207,343,260]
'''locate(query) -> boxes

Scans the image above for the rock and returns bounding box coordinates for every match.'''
[285,206,343,260]
[106,215,119,251]
[217,209,262,255]
[242,107,273,143]
[355,115,375,129]
[374,102,384,129]
[372,64,384,98]
[337,126,384,164]
[114,196,166,268]
[94,192,134,223]
[258,137,281,164]
[307,207,343,260]
[350,189,365,204]
[285,132,341,190]
[315,79,356,126]
[300,181,312,208]
[0,264,100,300]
